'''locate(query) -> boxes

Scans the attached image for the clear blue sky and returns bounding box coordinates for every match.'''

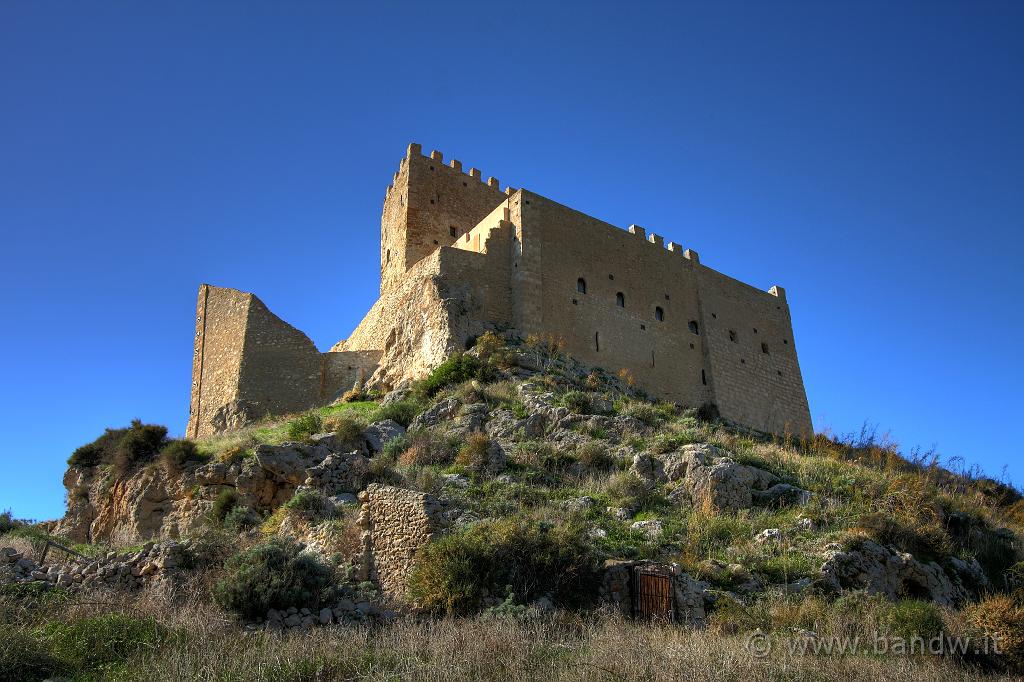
[2,1,1021,521]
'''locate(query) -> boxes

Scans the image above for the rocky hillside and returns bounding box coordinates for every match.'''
[3,333,1023,680]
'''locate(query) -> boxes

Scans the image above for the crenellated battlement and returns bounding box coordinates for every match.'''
[402,142,514,196]
[624,224,703,266]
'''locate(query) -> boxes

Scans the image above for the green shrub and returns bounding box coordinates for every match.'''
[212,489,239,524]
[381,435,410,462]
[287,413,323,442]
[576,442,613,470]
[618,401,663,427]
[322,415,364,446]
[419,353,487,398]
[214,538,335,620]
[0,510,18,535]
[374,399,421,428]
[68,420,168,473]
[696,402,720,422]
[0,628,60,681]
[284,490,336,524]
[43,613,165,677]
[650,431,700,454]
[560,391,591,415]
[223,505,261,531]
[408,517,599,615]
[67,426,130,468]
[606,472,661,510]
[160,439,202,474]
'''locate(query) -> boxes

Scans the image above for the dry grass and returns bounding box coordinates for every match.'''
[0,583,1002,682]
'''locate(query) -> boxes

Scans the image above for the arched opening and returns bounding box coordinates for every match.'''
[761,342,770,354]
[595,331,600,352]
[701,369,707,386]
[615,292,625,307]
[577,278,587,294]
[688,320,699,335]
[655,306,664,321]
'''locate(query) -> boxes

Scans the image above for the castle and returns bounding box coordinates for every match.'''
[186,144,813,439]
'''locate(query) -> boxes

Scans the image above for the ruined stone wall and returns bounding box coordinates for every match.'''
[379,143,509,296]
[235,295,322,416]
[188,285,248,439]
[360,484,446,600]
[320,350,383,401]
[189,285,383,438]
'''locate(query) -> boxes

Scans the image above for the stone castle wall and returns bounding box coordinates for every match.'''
[187,144,813,438]
[508,189,812,436]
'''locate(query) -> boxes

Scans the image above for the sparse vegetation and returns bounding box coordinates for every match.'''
[159,439,203,474]
[211,489,239,524]
[10,345,1024,679]
[398,430,462,467]
[455,433,492,470]
[373,399,421,427]
[286,412,323,442]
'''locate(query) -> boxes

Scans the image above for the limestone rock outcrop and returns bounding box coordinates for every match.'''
[818,539,985,607]
[56,431,368,544]
[661,443,811,512]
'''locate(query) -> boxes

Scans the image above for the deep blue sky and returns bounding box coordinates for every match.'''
[2,1,1021,521]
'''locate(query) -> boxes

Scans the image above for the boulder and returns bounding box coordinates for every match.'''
[631,519,664,539]
[818,539,969,606]
[753,483,812,507]
[255,443,326,485]
[409,398,460,430]
[629,454,666,485]
[363,420,406,454]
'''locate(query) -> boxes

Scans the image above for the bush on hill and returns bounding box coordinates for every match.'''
[408,517,599,615]
[214,538,335,620]
[67,420,168,476]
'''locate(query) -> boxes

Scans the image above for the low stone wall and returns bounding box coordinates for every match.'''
[357,484,448,600]
[0,541,190,591]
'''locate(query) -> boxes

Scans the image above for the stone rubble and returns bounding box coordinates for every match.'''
[0,541,190,591]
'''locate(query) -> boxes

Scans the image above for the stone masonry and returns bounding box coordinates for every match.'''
[187,143,813,438]
[357,484,447,600]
